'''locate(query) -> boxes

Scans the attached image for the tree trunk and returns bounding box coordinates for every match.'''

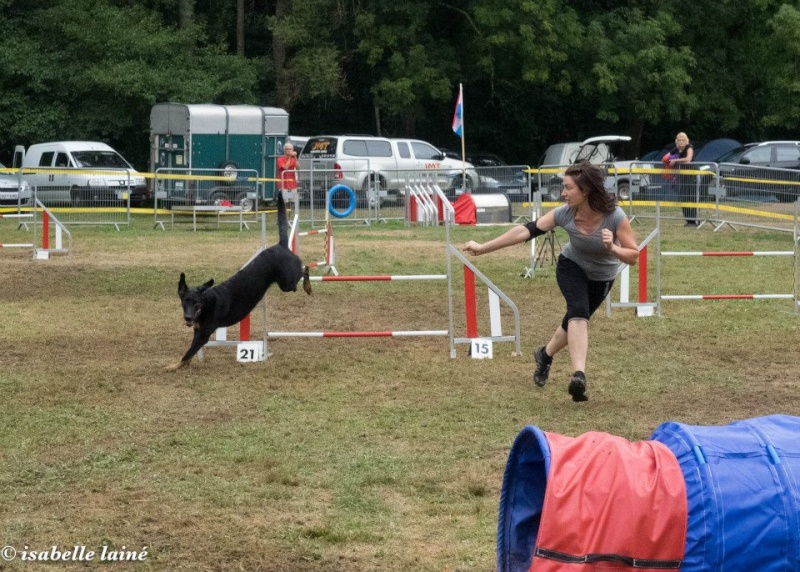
[236,0,245,56]
[178,0,194,29]
[273,0,291,110]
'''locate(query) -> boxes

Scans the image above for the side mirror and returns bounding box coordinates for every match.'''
[739,157,750,165]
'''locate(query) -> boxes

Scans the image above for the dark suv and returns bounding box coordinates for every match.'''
[712,141,800,202]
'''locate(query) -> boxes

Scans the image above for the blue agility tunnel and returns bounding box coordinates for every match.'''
[498,415,800,572]
[650,414,800,572]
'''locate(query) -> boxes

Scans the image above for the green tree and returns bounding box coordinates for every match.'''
[0,0,258,166]
[572,9,696,151]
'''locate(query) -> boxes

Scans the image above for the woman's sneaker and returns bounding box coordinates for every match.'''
[533,346,552,387]
[568,371,588,402]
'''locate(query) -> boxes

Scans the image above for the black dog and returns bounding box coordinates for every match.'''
[167,193,311,370]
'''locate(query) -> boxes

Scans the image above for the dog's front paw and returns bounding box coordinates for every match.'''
[303,265,313,295]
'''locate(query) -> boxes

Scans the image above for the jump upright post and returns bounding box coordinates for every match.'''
[606,227,659,317]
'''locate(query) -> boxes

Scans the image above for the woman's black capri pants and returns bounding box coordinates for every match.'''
[555,255,614,331]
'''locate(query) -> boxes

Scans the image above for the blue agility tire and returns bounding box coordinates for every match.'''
[328,184,356,218]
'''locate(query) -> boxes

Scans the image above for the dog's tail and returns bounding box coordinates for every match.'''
[277,191,290,248]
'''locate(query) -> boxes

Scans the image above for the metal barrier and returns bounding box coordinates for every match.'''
[617,161,800,234]
[153,168,259,230]
[293,165,479,227]
[471,164,532,222]
[10,167,136,229]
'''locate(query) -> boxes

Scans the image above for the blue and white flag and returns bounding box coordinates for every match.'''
[452,84,463,138]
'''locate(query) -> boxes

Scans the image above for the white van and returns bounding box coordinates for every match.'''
[13,141,148,206]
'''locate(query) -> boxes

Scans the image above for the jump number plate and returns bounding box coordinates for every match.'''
[470,338,493,359]
[237,341,265,363]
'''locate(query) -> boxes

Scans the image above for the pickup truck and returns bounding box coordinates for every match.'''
[297,135,480,206]
[537,135,651,201]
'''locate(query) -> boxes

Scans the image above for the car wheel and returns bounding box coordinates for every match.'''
[209,191,229,205]
[617,182,631,201]
[235,192,255,212]
[70,187,84,208]
[545,178,562,201]
[219,161,239,185]
[361,176,385,208]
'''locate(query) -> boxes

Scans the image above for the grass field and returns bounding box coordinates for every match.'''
[1,213,799,571]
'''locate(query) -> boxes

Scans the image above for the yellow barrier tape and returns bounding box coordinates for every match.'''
[524,166,713,177]
[0,167,281,184]
[722,176,800,187]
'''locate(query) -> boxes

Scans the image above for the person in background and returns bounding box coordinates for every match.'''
[667,132,696,226]
[277,142,298,197]
[462,162,639,402]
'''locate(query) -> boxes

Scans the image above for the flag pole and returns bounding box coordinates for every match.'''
[458,83,466,192]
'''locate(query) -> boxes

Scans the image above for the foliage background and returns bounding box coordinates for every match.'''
[2,0,800,168]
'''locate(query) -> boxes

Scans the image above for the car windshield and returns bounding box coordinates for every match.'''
[716,146,747,163]
[574,143,611,164]
[72,151,130,169]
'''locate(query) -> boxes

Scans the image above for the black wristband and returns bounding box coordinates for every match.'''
[525,221,547,240]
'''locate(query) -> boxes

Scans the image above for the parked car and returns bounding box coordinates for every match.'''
[438,147,462,160]
[0,163,32,207]
[463,152,529,200]
[13,141,148,207]
[287,136,310,153]
[297,135,480,206]
[537,136,650,201]
[704,141,800,202]
[693,138,742,163]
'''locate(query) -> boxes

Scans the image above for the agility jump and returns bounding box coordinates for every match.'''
[264,263,521,358]
[607,201,799,316]
[0,200,71,259]
[202,194,522,360]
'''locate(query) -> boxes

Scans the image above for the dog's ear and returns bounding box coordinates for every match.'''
[200,279,214,291]
[178,272,188,298]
